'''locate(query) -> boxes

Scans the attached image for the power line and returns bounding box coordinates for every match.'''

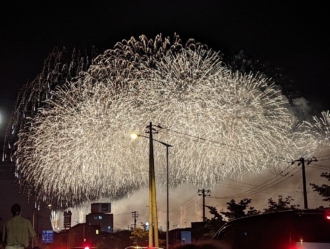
[309,164,330,170]
[226,171,295,197]
[170,194,200,213]
[170,200,200,215]
[210,166,300,199]
[156,124,293,163]
[224,176,303,191]
[208,180,304,200]
[233,168,302,198]
[313,154,330,159]
[139,205,149,217]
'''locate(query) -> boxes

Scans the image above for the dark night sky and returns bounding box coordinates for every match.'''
[0,1,329,123]
[0,0,329,227]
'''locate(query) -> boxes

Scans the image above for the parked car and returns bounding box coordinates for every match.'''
[212,209,330,249]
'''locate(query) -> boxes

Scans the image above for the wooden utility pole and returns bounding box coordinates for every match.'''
[131,211,138,229]
[198,189,211,221]
[147,122,159,248]
[292,157,317,209]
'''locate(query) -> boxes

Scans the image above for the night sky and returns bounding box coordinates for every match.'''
[0,0,329,228]
[1,1,329,126]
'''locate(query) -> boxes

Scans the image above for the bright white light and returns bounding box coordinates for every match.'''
[11,34,330,206]
[131,133,138,139]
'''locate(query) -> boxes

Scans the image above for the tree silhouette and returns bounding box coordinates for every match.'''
[129,226,165,247]
[204,206,226,237]
[263,195,300,213]
[220,198,259,221]
[129,228,149,246]
[310,172,330,202]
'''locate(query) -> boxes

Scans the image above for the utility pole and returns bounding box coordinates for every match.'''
[146,122,159,248]
[131,211,138,229]
[198,189,210,221]
[292,157,317,209]
[141,124,172,249]
[131,123,172,248]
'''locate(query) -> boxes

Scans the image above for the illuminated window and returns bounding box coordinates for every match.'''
[96,230,99,234]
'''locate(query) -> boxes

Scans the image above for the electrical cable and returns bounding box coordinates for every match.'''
[156,125,294,164]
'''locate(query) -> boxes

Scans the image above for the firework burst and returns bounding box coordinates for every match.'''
[11,34,329,206]
[3,47,99,162]
[299,110,330,144]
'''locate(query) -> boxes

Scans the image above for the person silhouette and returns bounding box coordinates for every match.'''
[2,204,39,249]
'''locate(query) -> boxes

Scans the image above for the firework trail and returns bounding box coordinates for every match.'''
[9,34,330,206]
[299,111,330,143]
[2,46,100,162]
[50,210,59,231]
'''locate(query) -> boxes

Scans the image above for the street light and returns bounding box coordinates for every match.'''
[131,123,172,249]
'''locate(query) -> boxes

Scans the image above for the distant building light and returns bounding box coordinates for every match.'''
[96,230,99,234]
